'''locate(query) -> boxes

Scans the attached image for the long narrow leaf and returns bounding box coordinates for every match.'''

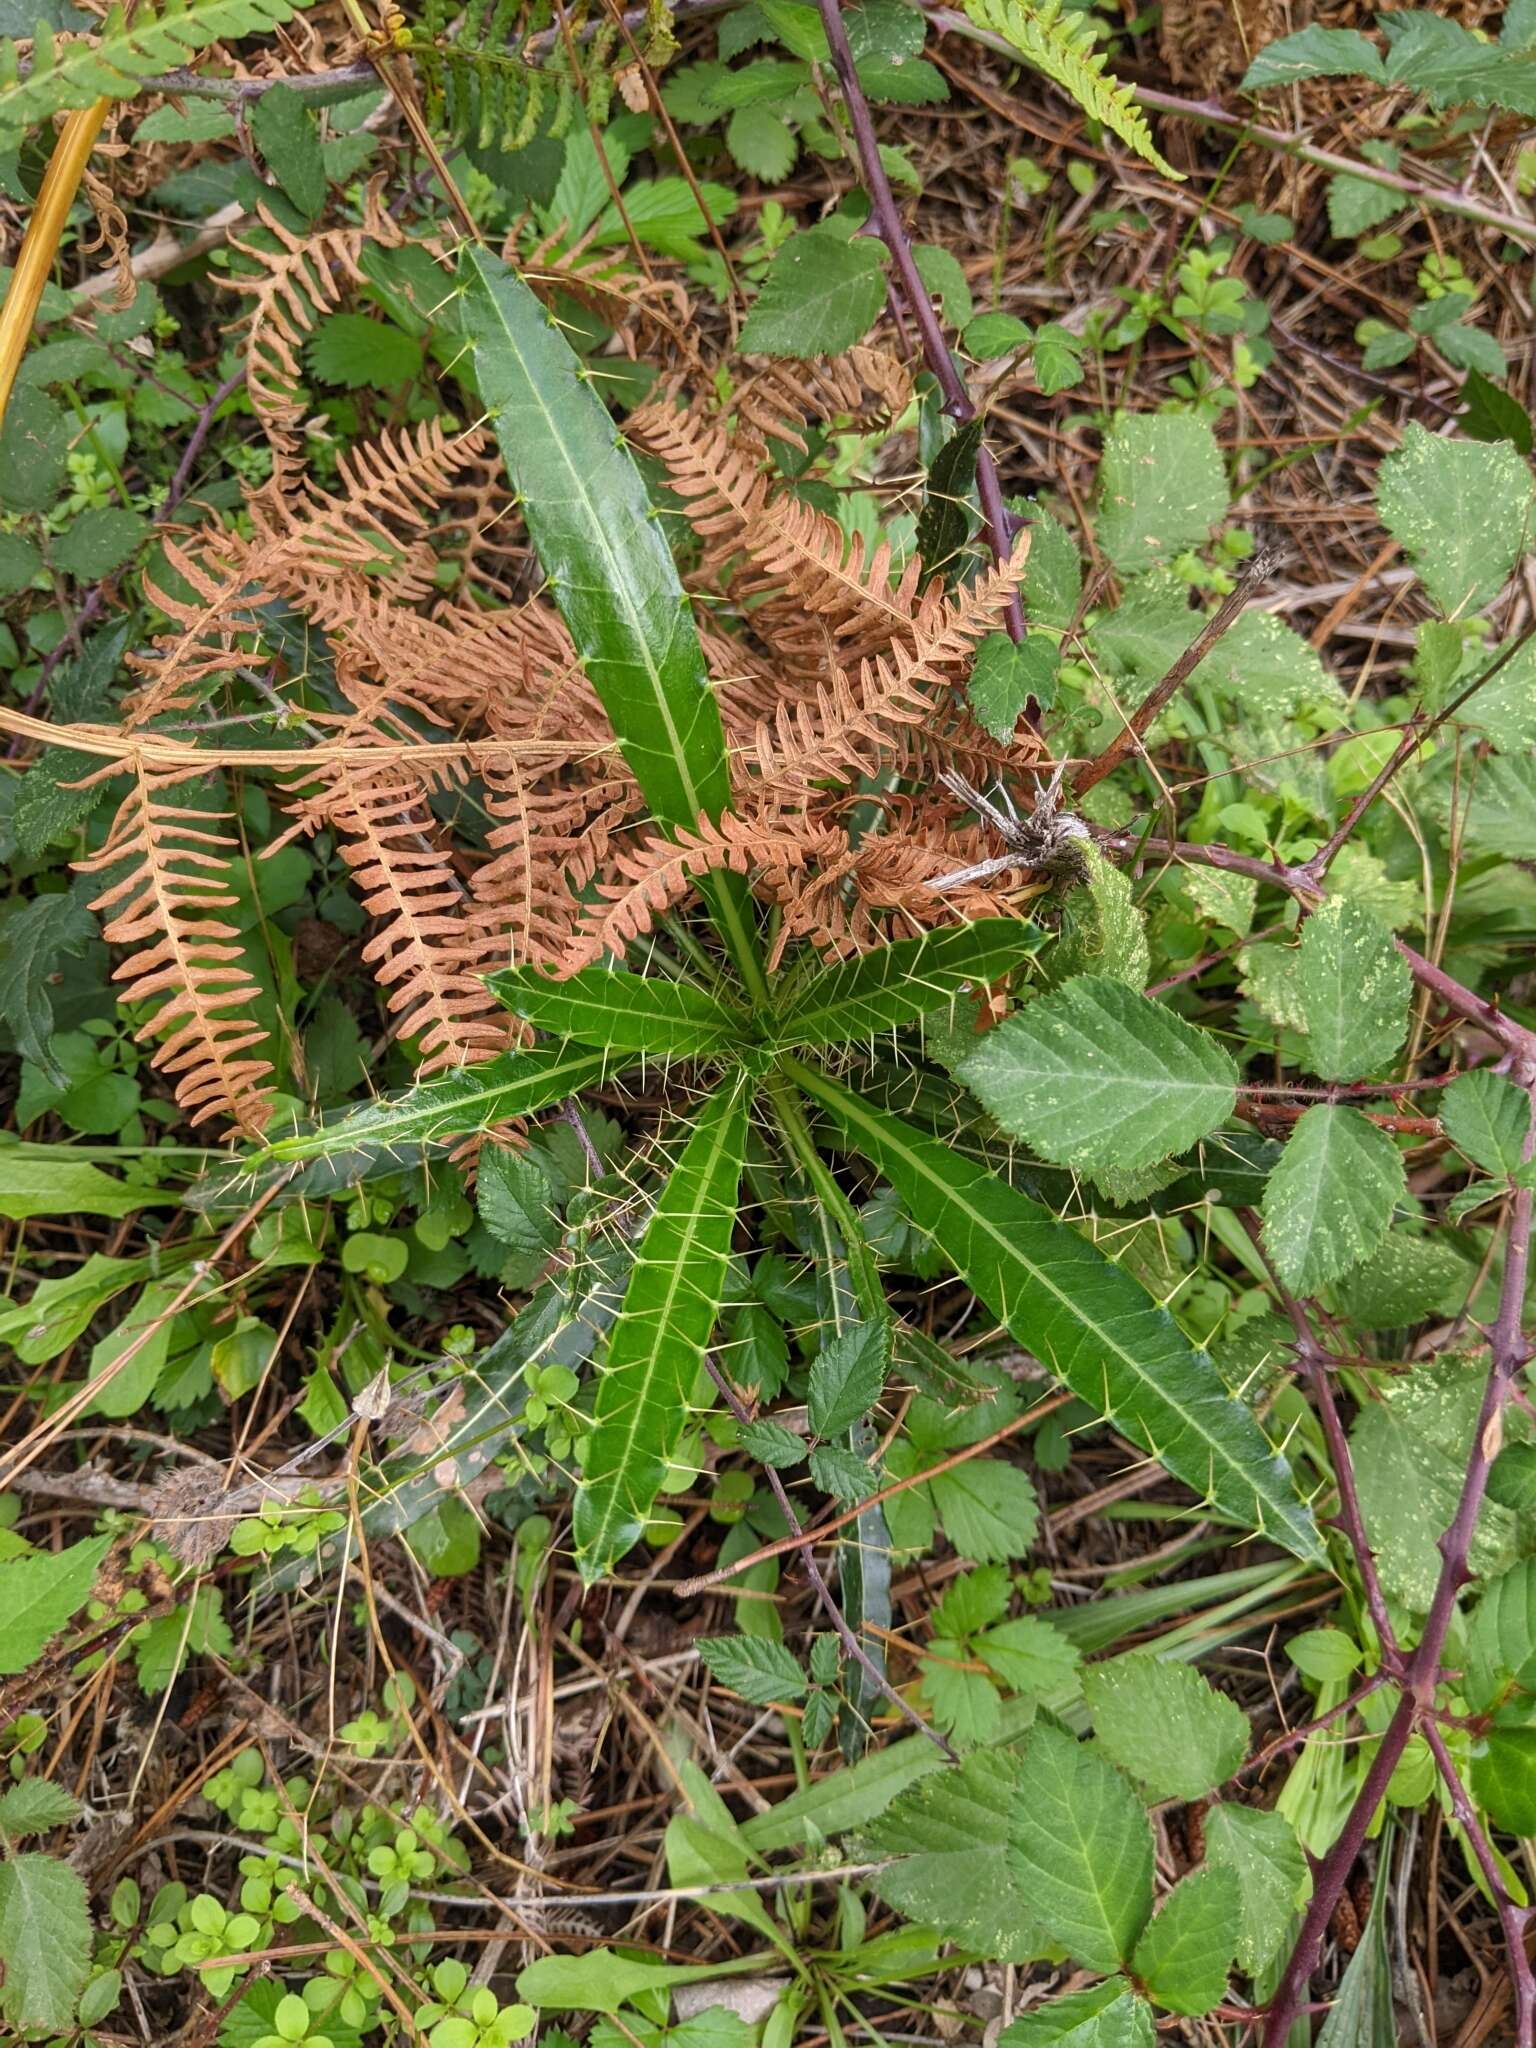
[458,248,732,833]
[488,964,747,1057]
[574,1070,753,1579]
[265,1043,617,1160]
[773,919,1043,1049]
[785,1057,1323,1563]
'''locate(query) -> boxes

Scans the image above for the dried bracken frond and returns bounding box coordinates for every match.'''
[734,346,914,453]
[75,768,274,1132]
[223,191,408,484]
[128,420,491,729]
[323,767,516,1074]
[629,395,925,669]
[741,542,1032,791]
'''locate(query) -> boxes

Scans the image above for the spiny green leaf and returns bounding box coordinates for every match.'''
[1204,1804,1310,1975]
[789,1059,1322,1561]
[1083,1655,1249,1800]
[1261,1104,1405,1294]
[1441,1069,1533,1178]
[264,1043,616,1159]
[1130,1865,1242,2016]
[574,1073,751,1578]
[1006,1722,1153,1973]
[958,975,1238,1174]
[459,246,732,832]
[775,919,1042,1049]
[488,963,746,1057]
[1294,898,1410,1082]
[0,1536,110,1676]
[1376,423,1532,618]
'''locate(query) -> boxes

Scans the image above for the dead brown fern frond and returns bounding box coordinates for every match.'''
[323,766,516,1074]
[223,191,409,484]
[75,768,274,1132]
[741,540,1032,791]
[629,395,925,670]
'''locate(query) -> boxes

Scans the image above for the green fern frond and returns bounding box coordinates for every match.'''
[408,0,577,154]
[0,0,313,138]
[961,0,1182,181]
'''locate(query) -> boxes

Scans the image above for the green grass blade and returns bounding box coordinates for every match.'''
[574,1069,753,1580]
[457,247,732,833]
[264,1043,617,1160]
[772,919,1043,1049]
[488,964,747,1057]
[784,1057,1323,1563]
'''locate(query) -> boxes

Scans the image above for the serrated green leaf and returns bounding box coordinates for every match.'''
[1471,1728,1536,1834]
[0,1850,91,2031]
[1006,1722,1153,1972]
[0,1778,80,1843]
[1460,366,1533,455]
[775,919,1042,1048]
[1377,423,1532,618]
[1326,171,1401,239]
[1083,1655,1248,1800]
[810,1440,875,1501]
[808,1319,889,1437]
[867,1748,1056,1961]
[488,963,745,1056]
[1465,1558,1536,1708]
[574,1073,751,1577]
[737,1416,806,1468]
[1442,1069,1532,1178]
[916,415,984,580]
[974,1614,1079,1695]
[1032,322,1085,395]
[1261,1104,1405,1294]
[52,505,146,580]
[0,531,42,595]
[1241,25,1386,87]
[1055,845,1149,989]
[930,1459,1040,1562]
[1488,1444,1536,1515]
[1351,1359,1522,1610]
[477,1143,560,1259]
[958,975,1238,1174]
[266,1042,615,1159]
[726,103,797,179]
[739,227,889,355]
[698,1633,808,1704]
[1130,1865,1241,2016]
[966,313,1032,360]
[1383,9,1536,115]
[248,80,326,216]
[306,312,422,392]
[1326,1230,1470,1329]
[789,1059,1322,1560]
[967,631,1058,738]
[460,246,732,831]
[1097,413,1227,575]
[0,1536,110,1675]
[1205,1803,1309,1974]
[1294,898,1410,1082]
[1000,1981,1155,2047]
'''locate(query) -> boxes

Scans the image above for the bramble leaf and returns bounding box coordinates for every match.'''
[958,975,1238,1174]
[1083,1655,1249,1800]
[1130,1865,1242,2016]
[1006,1722,1153,1973]
[1261,1104,1405,1294]
[1294,899,1410,1082]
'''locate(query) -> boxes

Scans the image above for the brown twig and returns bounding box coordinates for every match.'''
[1073,552,1273,799]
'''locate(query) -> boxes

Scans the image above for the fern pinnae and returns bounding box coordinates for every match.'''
[960,0,1182,180]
